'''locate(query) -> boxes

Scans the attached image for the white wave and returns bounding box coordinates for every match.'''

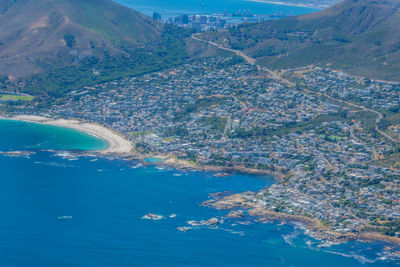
[131,163,143,169]
[317,240,341,248]
[324,249,378,264]
[237,221,252,225]
[58,216,73,220]
[34,161,75,168]
[282,230,300,247]
[221,228,245,236]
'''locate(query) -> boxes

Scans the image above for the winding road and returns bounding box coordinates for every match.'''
[192,35,256,65]
[309,88,398,144]
[191,34,399,144]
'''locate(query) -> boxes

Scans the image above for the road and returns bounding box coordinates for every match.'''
[312,89,399,144]
[191,34,399,144]
[222,114,232,140]
[192,35,256,65]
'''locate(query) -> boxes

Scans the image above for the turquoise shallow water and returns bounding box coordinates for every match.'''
[0,119,108,151]
[0,120,398,265]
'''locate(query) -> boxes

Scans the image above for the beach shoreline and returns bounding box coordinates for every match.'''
[2,115,400,251]
[246,0,326,9]
[2,115,133,154]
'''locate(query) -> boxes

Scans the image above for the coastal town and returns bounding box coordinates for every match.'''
[2,55,400,249]
[153,11,284,32]
[2,0,400,265]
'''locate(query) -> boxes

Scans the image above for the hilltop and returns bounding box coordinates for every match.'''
[0,0,205,96]
[202,0,400,81]
[0,0,163,77]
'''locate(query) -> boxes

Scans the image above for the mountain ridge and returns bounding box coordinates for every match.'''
[0,0,204,97]
[0,0,164,78]
[202,0,400,81]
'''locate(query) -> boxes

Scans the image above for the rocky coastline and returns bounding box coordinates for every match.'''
[141,154,286,180]
[2,114,399,251]
[201,191,400,248]
[86,151,400,250]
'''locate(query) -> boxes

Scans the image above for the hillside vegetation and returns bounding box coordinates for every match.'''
[0,0,198,96]
[202,0,400,81]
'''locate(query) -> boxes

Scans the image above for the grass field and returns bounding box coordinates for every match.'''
[0,95,34,101]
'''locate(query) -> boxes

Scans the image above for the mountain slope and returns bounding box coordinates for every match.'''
[0,0,166,79]
[203,0,400,81]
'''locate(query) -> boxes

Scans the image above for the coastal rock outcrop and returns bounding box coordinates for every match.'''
[226,210,245,218]
[187,218,221,227]
[177,226,192,232]
[141,213,164,220]
[204,218,220,226]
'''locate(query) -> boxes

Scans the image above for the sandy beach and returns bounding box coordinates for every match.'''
[8,115,132,154]
[246,0,325,8]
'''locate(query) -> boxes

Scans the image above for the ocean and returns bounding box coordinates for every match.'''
[0,119,398,265]
[0,2,395,265]
[0,119,107,152]
[115,0,319,18]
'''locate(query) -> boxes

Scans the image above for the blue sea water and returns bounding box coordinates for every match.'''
[116,0,319,18]
[0,119,107,151]
[0,119,398,266]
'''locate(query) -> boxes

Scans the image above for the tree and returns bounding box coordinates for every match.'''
[63,34,76,48]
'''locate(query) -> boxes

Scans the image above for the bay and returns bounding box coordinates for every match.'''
[115,0,320,18]
[0,119,107,151]
[0,120,397,265]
